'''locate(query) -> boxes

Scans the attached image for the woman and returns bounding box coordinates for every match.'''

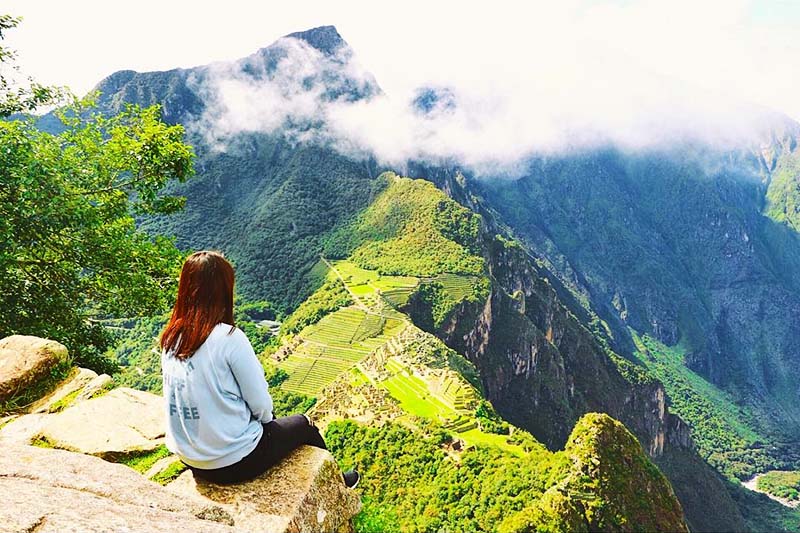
[160,250,358,487]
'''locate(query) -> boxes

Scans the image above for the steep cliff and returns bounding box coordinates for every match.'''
[424,169,747,532]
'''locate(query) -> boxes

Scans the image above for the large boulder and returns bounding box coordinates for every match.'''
[0,442,361,532]
[34,387,164,459]
[0,335,69,404]
[169,445,362,533]
[0,442,236,533]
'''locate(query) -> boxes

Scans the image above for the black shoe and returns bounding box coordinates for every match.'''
[343,470,360,489]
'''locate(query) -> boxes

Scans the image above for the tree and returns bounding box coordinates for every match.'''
[0,15,194,372]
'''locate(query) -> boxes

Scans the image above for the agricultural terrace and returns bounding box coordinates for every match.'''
[331,259,480,310]
[279,307,406,395]
[377,356,522,453]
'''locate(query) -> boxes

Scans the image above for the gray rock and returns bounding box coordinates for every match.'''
[0,442,235,532]
[169,445,361,533]
[0,335,68,403]
[35,387,164,459]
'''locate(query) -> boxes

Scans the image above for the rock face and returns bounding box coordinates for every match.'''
[0,442,237,533]
[0,442,360,533]
[0,348,361,533]
[0,335,68,403]
[421,169,745,532]
[169,445,361,533]
[34,387,164,459]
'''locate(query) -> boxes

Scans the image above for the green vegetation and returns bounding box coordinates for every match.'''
[757,471,800,502]
[120,445,171,474]
[633,332,777,480]
[327,414,686,533]
[0,16,63,116]
[766,151,800,231]
[149,459,187,485]
[325,173,484,277]
[279,307,405,395]
[280,273,352,336]
[382,360,454,419]
[47,386,83,413]
[0,18,194,373]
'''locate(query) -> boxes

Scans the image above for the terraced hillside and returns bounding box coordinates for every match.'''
[278,307,406,395]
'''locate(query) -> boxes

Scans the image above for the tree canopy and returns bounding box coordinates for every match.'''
[0,15,194,372]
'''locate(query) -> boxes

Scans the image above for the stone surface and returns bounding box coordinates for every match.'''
[74,372,114,402]
[0,335,68,403]
[0,412,49,444]
[29,367,98,413]
[169,445,361,533]
[0,442,236,533]
[35,387,164,459]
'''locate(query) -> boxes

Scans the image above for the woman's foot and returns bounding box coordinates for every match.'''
[343,470,360,489]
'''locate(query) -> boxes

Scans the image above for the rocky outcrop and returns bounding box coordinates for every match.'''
[0,336,361,532]
[0,335,69,403]
[34,387,164,459]
[501,413,690,533]
[425,171,746,532]
[0,442,236,533]
[0,441,360,533]
[169,446,361,533]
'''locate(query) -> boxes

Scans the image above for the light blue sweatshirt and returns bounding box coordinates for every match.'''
[161,323,274,469]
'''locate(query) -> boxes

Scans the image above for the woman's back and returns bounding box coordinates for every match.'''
[162,322,273,469]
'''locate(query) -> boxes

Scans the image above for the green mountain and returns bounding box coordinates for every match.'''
[80,25,800,531]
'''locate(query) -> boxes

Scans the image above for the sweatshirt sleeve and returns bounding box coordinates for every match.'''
[227,329,274,424]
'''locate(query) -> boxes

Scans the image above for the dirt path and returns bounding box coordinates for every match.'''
[742,473,800,509]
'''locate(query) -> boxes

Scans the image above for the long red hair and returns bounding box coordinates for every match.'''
[160,251,235,360]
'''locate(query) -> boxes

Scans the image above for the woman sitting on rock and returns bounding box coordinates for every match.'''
[160,250,359,487]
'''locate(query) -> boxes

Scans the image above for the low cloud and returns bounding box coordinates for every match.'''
[188,18,798,177]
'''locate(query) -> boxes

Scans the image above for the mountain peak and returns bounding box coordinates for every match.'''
[284,25,346,56]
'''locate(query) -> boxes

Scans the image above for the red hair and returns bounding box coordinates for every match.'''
[160,251,235,360]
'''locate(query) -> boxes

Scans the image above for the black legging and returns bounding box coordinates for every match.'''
[188,414,327,484]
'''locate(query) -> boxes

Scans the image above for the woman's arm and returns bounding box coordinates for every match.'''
[227,329,274,424]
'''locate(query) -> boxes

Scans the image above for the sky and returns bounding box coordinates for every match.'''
[4,0,800,171]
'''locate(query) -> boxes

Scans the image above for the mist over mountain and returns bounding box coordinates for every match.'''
[76,25,800,532]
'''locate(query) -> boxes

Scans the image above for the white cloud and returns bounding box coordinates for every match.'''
[5,0,800,173]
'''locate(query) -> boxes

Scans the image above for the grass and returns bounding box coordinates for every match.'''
[632,331,772,479]
[456,428,525,455]
[47,387,82,413]
[120,445,172,474]
[429,273,481,302]
[382,370,455,419]
[150,459,187,485]
[278,306,406,395]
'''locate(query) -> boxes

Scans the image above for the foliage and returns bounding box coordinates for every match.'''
[326,414,686,533]
[271,388,316,417]
[120,445,171,473]
[475,400,510,435]
[631,333,799,480]
[324,173,485,277]
[757,471,800,502]
[110,310,280,392]
[139,137,381,311]
[0,84,194,371]
[279,276,352,336]
[0,16,65,117]
[404,281,455,331]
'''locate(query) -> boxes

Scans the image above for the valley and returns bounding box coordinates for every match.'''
[5,18,800,532]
